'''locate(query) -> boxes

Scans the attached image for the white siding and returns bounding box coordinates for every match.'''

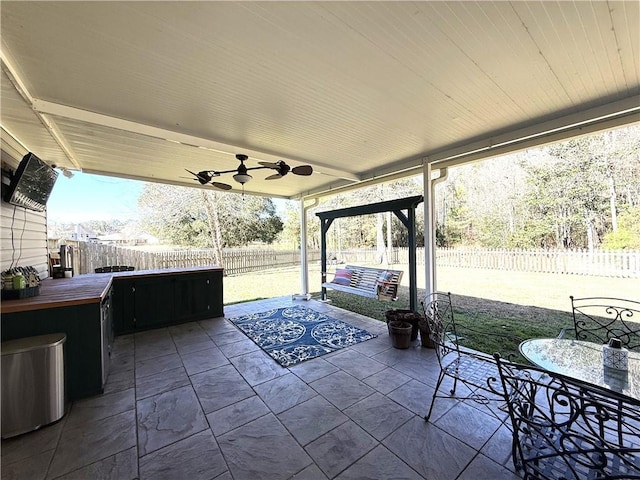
[1,149,50,278]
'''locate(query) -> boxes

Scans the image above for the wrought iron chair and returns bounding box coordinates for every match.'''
[494,353,640,479]
[561,296,640,351]
[421,292,509,422]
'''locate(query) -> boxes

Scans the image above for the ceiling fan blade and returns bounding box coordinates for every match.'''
[292,165,313,176]
[265,173,283,180]
[211,182,232,190]
[258,161,279,169]
[185,169,211,184]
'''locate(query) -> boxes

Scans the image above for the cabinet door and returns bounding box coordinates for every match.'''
[207,271,224,318]
[174,272,224,322]
[112,279,135,335]
[133,278,174,329]
[174,274,212,322]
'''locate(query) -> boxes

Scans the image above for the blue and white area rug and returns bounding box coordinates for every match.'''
[229,306,377,367]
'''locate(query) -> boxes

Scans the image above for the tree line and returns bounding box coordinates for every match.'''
[437,126,639,250]
[131,125,639,259]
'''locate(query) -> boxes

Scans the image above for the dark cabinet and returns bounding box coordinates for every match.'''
[174,272,224,322]
[2,303,104,401]
[112,270,223,335]
[111,278,135,334]
[133,277,175,329]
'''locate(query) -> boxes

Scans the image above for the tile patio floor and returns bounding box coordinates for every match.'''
[1,296,521,480]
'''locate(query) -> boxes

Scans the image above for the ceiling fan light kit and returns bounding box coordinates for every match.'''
[184,154,313,191]
[233,173,252,184]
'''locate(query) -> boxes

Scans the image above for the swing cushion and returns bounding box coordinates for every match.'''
[377,270,395,284]
[332,269,353,286]
[323,265,403,301]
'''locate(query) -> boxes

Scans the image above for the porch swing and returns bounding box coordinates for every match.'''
[316,195,424,311]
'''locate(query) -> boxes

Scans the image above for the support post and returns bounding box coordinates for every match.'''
[319,218,333,301]
[298,198,310,299]
[423,162,448,297]
[423,162,435,297]
[407,206,418,312]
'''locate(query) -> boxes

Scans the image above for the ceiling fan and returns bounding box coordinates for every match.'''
[184,154,313,191]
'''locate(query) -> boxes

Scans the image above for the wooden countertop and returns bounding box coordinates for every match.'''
[1,266,223,314]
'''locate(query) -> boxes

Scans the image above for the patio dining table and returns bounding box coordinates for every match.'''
[519,338,640,401]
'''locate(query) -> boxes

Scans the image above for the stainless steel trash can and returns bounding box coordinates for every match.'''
[1,333,66,438]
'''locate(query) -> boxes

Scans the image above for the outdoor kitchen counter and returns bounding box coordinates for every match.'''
[1,266,224,400]
[0,266,224,314]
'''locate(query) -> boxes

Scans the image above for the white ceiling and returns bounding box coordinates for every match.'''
[1,1,639,199]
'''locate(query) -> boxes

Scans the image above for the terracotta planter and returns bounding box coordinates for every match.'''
[388,321,412,349]
[385,309,420,341]
[418,319,435,348]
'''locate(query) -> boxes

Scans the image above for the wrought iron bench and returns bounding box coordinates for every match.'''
[494,353,640,479]
[321,265,403,301]
[560,296,640,351]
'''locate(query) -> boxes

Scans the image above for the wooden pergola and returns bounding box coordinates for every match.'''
[316,195,424,312]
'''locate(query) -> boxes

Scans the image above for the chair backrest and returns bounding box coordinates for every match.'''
[494,354,640,479]
[571,296,640,351]
[422,292,461,366]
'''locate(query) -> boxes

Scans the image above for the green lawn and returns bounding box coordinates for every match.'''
[223,263,637,359]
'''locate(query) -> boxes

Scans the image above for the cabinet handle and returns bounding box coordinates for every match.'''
[206,279,210,284]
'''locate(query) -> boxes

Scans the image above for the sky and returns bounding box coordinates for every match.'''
[46,171,291,224]
[47,171,145,223]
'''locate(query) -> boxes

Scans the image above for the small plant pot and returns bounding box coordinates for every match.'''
[418,319,435,348]
[385,309,420,341]
[388,321,412,349]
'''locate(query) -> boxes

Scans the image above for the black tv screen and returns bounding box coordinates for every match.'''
[5,153,58,212]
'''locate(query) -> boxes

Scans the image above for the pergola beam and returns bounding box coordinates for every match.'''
[316,195,424,311]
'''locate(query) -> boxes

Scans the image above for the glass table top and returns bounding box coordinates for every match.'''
[519,338,639,401]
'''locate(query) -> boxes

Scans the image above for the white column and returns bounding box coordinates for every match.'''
[423,161,435,296]
[299,198,309,296]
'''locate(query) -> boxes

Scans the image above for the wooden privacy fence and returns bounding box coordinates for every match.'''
[65,242,322,276]
[431,247,639,278]
[54,241,638,278]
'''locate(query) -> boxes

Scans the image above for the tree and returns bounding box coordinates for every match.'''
[138,184,284,254]
[278,201,325,249]
[303,178,424,251]
[280,125,640,252]
[434,153,529,248]
[525,134,632,250]
[602,206,640,249]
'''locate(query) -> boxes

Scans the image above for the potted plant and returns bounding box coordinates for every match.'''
[418,316,435,348]
[388,320,412,349]
[385,309,421,340]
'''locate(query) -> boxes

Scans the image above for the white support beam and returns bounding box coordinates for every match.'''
[31,99,361,183]
[417,96,640,170]
[1,53,81,169]
[304,96,640,200]
[0,126,29,159]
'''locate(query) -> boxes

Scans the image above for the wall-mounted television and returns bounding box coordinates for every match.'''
[4,153,58,212]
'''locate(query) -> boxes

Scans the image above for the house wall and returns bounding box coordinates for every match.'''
[1,148,50,278]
